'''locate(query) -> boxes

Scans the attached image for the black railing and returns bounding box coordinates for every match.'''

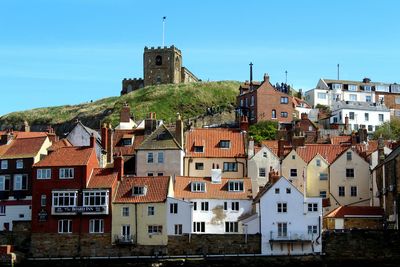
[114,235,135,245]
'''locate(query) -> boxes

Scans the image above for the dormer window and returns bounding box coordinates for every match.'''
[122,138,132,146]
[194,146,204,153]
[191,182,206,192]
[132,186,146,196]
[228,181,244,192]
[219,140,230,149]
[348,84,357,91]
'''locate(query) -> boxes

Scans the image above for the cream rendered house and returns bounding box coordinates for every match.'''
[281,150,306,191]
[112,176,173,246]
[306,155,330,199]
[329,148,370,212]
[247,140,280,197]
[184,128,247,178]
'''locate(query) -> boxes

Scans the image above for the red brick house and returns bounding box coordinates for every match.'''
[30,136,121,257]
[237,74,295,126]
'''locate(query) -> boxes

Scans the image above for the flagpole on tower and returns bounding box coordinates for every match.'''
[162,16,166,46]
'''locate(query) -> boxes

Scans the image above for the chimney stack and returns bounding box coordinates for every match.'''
[114,153,124,181]
[101,123,108,151]
[120,102,131,123]
[22,120,30,132]
[90,133,95,148]
[300,113,308,120]
[175,113,184,148]
[240,115,249,132]
[248,137,254,159]
[278,138,286,159]
[46,125,58,143]
[145,112,157,135]
[268,167,280,184]
[106,124,114,164]
[344,115,349,131]
[263,73,270,83]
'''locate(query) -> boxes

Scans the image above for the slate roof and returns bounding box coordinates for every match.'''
[113,128,145,156]
[325,206,384,218]
[333,101,389,112]
[1,137,48,159]
[137,124,181,150]
[80,122,101,143]
[185,128,246,158]
[87,168,118,189]
[34,146,95,167]
[114,176,170,203]
[295,144,349,164]
[174,176,252,200]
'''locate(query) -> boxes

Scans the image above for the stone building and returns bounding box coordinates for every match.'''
[121,46,199,95]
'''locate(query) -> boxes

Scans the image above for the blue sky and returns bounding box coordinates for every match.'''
[1,0,400,116]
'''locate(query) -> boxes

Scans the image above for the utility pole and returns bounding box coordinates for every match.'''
[337,64,340,80]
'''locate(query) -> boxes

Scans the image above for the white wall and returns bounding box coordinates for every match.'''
[136,150,184,177]
[0,203,31,230]
[166,197,192,235]
[259,177,322,255]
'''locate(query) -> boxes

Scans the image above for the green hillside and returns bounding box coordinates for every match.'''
[0,81,240,132]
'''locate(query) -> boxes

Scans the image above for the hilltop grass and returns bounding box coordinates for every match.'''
[0,81,240,130]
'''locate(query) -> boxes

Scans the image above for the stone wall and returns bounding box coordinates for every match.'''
[325,218,383,230]
[0,221,31,252]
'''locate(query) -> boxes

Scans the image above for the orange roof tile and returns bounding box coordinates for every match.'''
[48,139,72,151]
[113,129,145,156]
[325,206,384,218]
[262,140,279,156]
[15,132,48,139]
[87,168,118,188]
[34,146,95,167]
[1,137,48,159]
[330,136,352,145]
[174,176,252,200]
[114,176,170,203]
[295,144,349,164]
[185,128,246,158]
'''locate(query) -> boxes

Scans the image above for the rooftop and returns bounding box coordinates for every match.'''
[325,206,384,218]
[1,136,48,159]
[34,146,95,167]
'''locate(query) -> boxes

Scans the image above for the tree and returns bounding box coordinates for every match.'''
[373,118,400,140]
[249,121,278,143]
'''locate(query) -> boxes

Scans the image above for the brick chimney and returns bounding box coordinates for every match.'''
[114,153,124,181]
[90,133,95,148]
[46,126,58,143]
[278,138,285,159]
[268,167,280,184]
[240,115,249,132]
[344,115,349,131]
[263,73,270,83]
[101,123,108,150]
[145,112,157,135]
[175,113,184,148]
[120,102,131,123]
[106,124,114,164]
[351,132,357,146]
[0,130,13,145]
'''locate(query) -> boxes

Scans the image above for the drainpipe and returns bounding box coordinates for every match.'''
[315,215,321,245]
[135,204,138,244]
[235,158,245,177]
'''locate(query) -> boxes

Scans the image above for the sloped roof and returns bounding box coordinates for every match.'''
[174,176,252,200]
[87,168,118,189]
[330,136,351,145]
[80,122,101,142]
[113,128,145,156]
[1,137,48,159]
[138,124,181,150]
[48,138,72,151]
[292,96,311,108]
[185,128,246,158]
[295,144,349,164]
[114,176,170,203]
[325,206,384,218]
[34,146,95,167]
[261,140,292,158]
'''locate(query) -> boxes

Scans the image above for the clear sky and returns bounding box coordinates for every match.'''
[1,0,400,116]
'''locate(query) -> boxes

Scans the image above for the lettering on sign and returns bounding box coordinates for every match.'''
[54,206,105,213]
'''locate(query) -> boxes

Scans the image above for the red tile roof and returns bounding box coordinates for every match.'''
[48,139,72,151]
[185,128,246,158]
[1,137,48,159]
[174,176,252,200]
[114,176,170,203]
[261,140,292,158]
[113,129,145,156]
[15,132,48,139]
[325,206,384,218]
[292,97,311,108]
[34,146,95,167]
[330,136,352,145]
[295,144,349,164]
[87,168,118,188]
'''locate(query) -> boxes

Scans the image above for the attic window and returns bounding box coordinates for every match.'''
[191,182,206,192]
[194,146,204,153]
[219,140,230,149]
[228,181,244,192]
[122,138,132,146]
[132,186,147,196]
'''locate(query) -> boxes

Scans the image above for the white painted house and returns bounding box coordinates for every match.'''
[255,176,322,255]
[330,101,390,134]
[174,175,253,234]
[166,197,192,236]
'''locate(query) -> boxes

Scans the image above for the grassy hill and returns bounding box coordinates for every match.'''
[0,81,240,133]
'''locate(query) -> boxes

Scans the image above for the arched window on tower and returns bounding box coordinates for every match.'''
[155,55,162,66]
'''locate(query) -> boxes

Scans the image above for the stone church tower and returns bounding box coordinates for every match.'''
[121,46,199,95]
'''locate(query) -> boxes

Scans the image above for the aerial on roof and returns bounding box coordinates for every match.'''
[138,124,181,150]
[325,206,384,218]
[114,176,170,203]
[185,128,246,158]
[1,136,48,159]
[34,146,95,167]
[174,176,252,200]
[87,168,118,189]
[295,144,349,164]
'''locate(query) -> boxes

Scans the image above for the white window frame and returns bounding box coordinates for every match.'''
[0,175,10,191]
[170,203,178,214]
[89,219,104,233]
[147,152,154,163]
[228,181,244,192]
[59,168,74,179]
[37,169,51,179]
[225,221,239,233]
[148,206,155,216]
[308,203,318,212]
[58,219,72,233]
[16,160,23,169]
[200,201,209,211]
[348,84,357,91]
[1,160,8,170]
[132,186,146,196]
[231,201,239,211]
[52,191,78,208]
[259,168,266,177]
[277,222,288,237]
[277,202,287,213]
[191,182,206,192]
[83,190,108,207]
[157,152,164,163]
[122,207,129,217]
[308,225,318,234]
[13,174,28,190]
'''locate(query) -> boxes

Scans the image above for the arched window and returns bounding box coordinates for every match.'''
[155,55,162,66]
[272,109,276,119]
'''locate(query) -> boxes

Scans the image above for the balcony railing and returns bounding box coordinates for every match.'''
[114,235,135,245]
[0,191,9,200]
[270,231,314,242]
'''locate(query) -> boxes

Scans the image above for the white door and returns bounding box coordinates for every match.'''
[335,218,344,230]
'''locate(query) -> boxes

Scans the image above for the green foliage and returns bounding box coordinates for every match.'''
[0,81,240,130]
[373,118,400,140]
[249,121,278,143]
